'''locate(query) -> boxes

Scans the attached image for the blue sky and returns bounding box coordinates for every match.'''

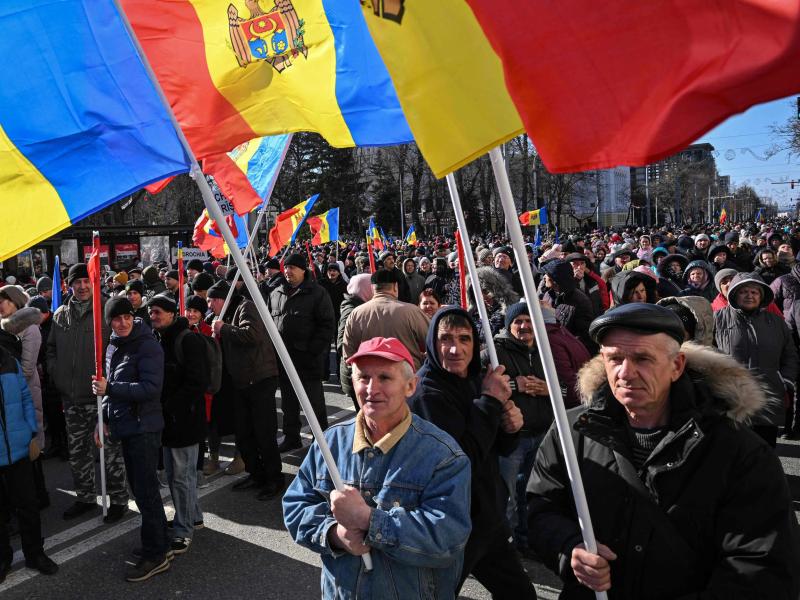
[694,95,798,209]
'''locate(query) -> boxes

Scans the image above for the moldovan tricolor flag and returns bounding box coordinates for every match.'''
[268,195,319,256]
[466,0,800,172]
[307,208,339,245]
[719,207,728,224]
[122,0,413,161]
[367,218,385,251]
[519,207,548,226]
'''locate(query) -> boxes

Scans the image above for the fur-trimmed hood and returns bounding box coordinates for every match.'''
[656,296,715,346]
[466,265,519,311]
[1,306,42,336]
[577,342,771,423]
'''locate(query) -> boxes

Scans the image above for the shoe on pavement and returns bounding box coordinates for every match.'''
[203,454,221,476]
[170,537,191,555]
[277,437,302,453]
[232,475,262,492]
[224,455,245,475]
[256,479,286,501]
[63,500,97,520]
[104,503,129,524]
[196,471,210,489]
[125,557,170,582]
[24,553,59,575]
[132,548,174,561]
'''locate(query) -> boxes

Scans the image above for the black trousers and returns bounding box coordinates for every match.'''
[235,377,282,484]
[278,372,328,440]
[458,529,537,599]
[0,458,44,561]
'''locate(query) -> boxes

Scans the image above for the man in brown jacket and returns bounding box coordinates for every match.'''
[208,280,284,500]
[342,270,429,383]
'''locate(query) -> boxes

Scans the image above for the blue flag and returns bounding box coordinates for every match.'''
[555,225,560,243]
[51,256,62,312]
[534,227,542,248]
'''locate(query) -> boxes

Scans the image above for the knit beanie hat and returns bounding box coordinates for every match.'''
[713,268,738,291]
[104,296,134,324]
[284,254,307,270]
[147,293,177,314]
[27,295,50,314]
[186,259,204,272]
[192,272,215,292]
[504,301,529,330]
[186,294,208,314]
[207,280,231,300]
[165,270,180,282]
[36,276,53,293]
[67,263,89,285]
[477,248,492,263]
[125,280,145,296]
[113,271,128,286]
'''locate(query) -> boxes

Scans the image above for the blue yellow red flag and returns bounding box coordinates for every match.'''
[122,0,413,160]
[0,0,190,261]
[268,194,319,256]
[404,225,417,246]
[307,208,339,245]
[367,217,385,251]
[719,207,728,225]
[519,207,548,227]
[203,134,292,215]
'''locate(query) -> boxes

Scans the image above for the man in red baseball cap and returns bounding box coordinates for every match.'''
[283,337,472,598]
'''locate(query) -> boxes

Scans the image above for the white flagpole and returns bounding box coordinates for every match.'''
[489,147,606,600]
[445,174,499,368]
[111,1,373,571]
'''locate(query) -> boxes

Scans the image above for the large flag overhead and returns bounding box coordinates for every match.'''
[267,195,319,256]
[122,0,413,161]
[361,1,522,178]
[0,0,190,262]
[203,134,292,214]
[466,0,800,173]
[306,208,339,245]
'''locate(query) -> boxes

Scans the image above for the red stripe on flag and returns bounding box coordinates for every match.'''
[202,153,262,215]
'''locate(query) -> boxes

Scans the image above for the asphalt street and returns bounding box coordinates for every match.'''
[1,380,797,600]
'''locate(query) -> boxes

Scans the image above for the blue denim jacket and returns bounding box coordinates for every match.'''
[283,414,471,599]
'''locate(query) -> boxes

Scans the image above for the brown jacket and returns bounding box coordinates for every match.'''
[218,296,277,389]
[342,292,430,370]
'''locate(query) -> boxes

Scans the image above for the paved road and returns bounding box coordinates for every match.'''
[1,381,797,599]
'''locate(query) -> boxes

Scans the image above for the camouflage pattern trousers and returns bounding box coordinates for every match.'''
[64,403,129,506]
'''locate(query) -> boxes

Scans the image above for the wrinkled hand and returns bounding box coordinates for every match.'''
[500,400,524,433]
[571,542,617,592]
[328,524,371,556]
[91,376,107,396]
[29,440,41,461]
[330,487,372,531]
[212,319,224,336]
[481,365,511,405]
[517,375,548,396]
[93,423,110,449]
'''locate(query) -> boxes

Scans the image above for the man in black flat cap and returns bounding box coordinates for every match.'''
[526,303,800,599]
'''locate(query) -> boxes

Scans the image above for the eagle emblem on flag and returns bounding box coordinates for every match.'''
[228,0,307,72]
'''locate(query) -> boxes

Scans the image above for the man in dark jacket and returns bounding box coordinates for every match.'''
[46,263,128,521]
[269,254,335,453]
[92,297,168,582]
[208,281,284,499]
[527,303,800,598]
[148,294,208,553]
[378,251,412,303]
[565,253,602,316]
[408,307,536,597]
[540,259,596,352]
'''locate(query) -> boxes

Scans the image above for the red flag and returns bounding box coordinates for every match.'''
[202,153,262,215]
[304,241,316,280]
[87,234,103,379]
[467,1,800,172]
[455,231,468,310]
[144,176,174,195]
[177,244,185,316]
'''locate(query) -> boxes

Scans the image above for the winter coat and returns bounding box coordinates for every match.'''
[655,253,688,290]
[493,266,524,296]
[584,269,610,313]
[657,295,715,346]
[155,316,208,448]
[0,346,36,467]
[540,260,596,352]
[609,270,657,306]
[103,319,164,439]
[320,275,347,325]
[770,262,800,321]
[403,261,426,304]
[715,304,797,427]
[527,343,800,600]
[710,292,784,317]
[269,271,335,379]
[337,294,364,399]
[1,307,44,448]
[408,306,518,542]
[544,322,592,409]
[679,260,717,303]
[218,294,278,388]
[46,297,110,406]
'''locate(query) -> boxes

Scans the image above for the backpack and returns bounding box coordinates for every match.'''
[173,329,222,395]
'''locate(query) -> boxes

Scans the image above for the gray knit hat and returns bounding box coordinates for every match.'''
[36,276,53,293]
[713,268,738,291]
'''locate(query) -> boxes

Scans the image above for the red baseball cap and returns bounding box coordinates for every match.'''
[346,337,414,369]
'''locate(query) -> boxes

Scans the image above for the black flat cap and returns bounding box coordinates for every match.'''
[589,303,685,345]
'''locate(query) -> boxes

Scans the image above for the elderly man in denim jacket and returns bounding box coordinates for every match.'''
[283,337,471,599]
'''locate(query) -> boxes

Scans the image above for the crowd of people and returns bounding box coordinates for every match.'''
[1,219,799,597]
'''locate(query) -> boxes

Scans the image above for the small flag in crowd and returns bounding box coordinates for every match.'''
[404,225,417,246]
[268,195,319,257]
[719,207,728,224]
[307,208,340,246]
[367,218,385,251]
[519,207,548,226]
[51,256,62,313]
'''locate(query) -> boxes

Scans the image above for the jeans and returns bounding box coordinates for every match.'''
[235,377,282,484]
[0,458,44,561]
[498,432,545,547]
[163,444,202,539]
[121,432,168,561]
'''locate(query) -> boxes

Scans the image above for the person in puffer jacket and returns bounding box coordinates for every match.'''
[540,259,596,353]
[0,343,58,581]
